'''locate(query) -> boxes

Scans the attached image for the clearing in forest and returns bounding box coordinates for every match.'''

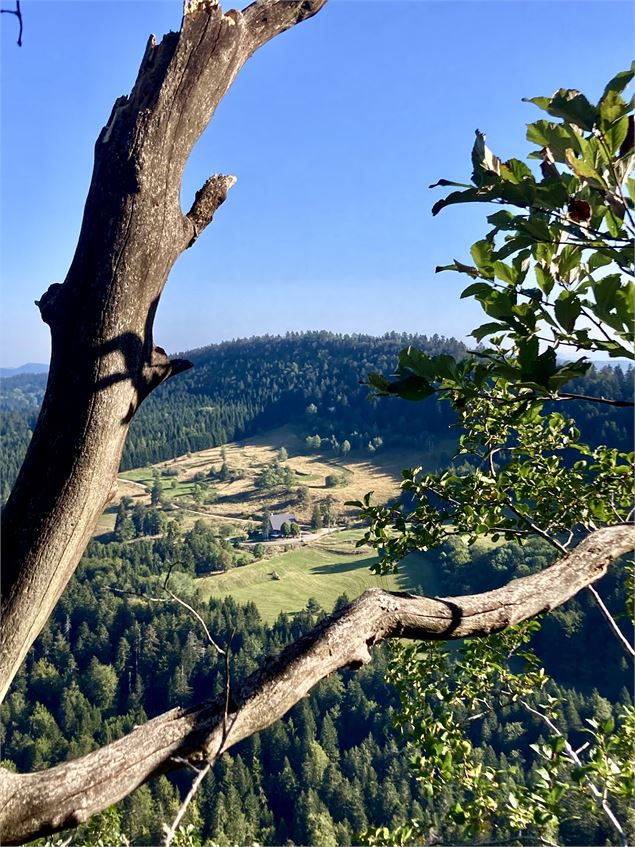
[106,425,455,535]
[196,528,441,624]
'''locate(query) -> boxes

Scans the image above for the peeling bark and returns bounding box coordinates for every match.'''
[1,1,633,842]
[0,0,328,703]
[0,525,633,844]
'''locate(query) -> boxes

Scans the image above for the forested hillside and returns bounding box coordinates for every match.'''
[1,330,633,843]
[1,331,632,504]
[2,532,631,845]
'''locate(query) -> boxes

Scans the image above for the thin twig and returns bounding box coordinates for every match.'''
[163,626,237,847]
[162,593,237,847]
[108,573,226,654]
[168,756,203,774]
[221,630,235,744]
[475,387,634,409]
[505,501,568,554]
[520,699,627,846]
[586,584,635,658]
[595,128,635,234]
[162,762,211,847]
[164,564,225,656]
[579,303,620,346]
[0,0,22,46]
[556,393,634,408]
[108,586,167,603]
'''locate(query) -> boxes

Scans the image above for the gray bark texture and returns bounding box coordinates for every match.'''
[0,0,327,702]
[0,1,633,843]
[0,524,633,844]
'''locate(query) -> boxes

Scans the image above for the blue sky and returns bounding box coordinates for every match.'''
[1,0,633,367]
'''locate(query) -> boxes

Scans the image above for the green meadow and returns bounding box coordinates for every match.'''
[196,529,442,624]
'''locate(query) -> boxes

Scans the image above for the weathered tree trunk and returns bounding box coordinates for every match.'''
[0,0,328,702]
[0,524,632,844]
[1,2,633,843]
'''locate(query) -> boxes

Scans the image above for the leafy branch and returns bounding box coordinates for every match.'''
[357,67,635,845]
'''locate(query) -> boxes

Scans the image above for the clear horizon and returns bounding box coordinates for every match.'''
[1,0,633,368]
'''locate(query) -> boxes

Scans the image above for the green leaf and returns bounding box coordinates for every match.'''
[461,282,494,300]
[428,178,472,189]
[565,148,607,189]
[570,766,588,783]
[535,766,551,783]
[534,178,570,210]
[470,239,494,274]
[523,96,551,113]
[600,63,635,98]
[592,274,622,312]
[613,282,635,331]
[386,375,436,402]
[557,244,582,279]
[519,217,552,242]
[482,290,515,320]
[500,158,534,184]
[550,736,566,754]
[554,290,581,332]
[548,358,591,389]
[494,235,534,261]
[604,205,624,238]
[433,355,460,380]
[526,347,558,388]
[535,264,555,296]
[493,261,520,285]
[449,259,481,278]
[526,120,582,162]
[471,129,501,187]
[396,347,455,382]
[521,287,543,302]
[600,715,615,735]
[367,372,391,394]
[547,88,599,132]
[518,337,540,373]
[604,114,630,157]
[487,210,517,229]
[588,251,613,272]
[498,179,537,207]
[431,186,482,217]
[470,321,509,341]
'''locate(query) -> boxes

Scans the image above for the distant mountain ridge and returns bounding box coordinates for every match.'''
[0,362,48,378]
[0,332,632,504]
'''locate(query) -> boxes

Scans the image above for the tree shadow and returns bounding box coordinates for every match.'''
[310,554,377,575]
[45,295,193,424]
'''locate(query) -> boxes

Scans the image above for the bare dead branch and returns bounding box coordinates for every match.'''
[1,524,632,845]
[0,0,22,46]
[587,583,635,658]
[520,699,627,845]
[242,0,328,53]
[163,565,226,656]
[0,0,329,703]
[557,392,635,408]
[186,174,237,246]
[162,762,212,847]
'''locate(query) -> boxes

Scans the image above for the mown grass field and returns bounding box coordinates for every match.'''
[196,528,442,623]
[109,428,456,617]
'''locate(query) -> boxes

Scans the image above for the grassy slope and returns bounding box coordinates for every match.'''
[115,424,455,528]
[196,529,442,623]
[110,427,455,619]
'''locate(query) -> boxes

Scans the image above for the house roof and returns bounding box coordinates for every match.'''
[269,512,297,532]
